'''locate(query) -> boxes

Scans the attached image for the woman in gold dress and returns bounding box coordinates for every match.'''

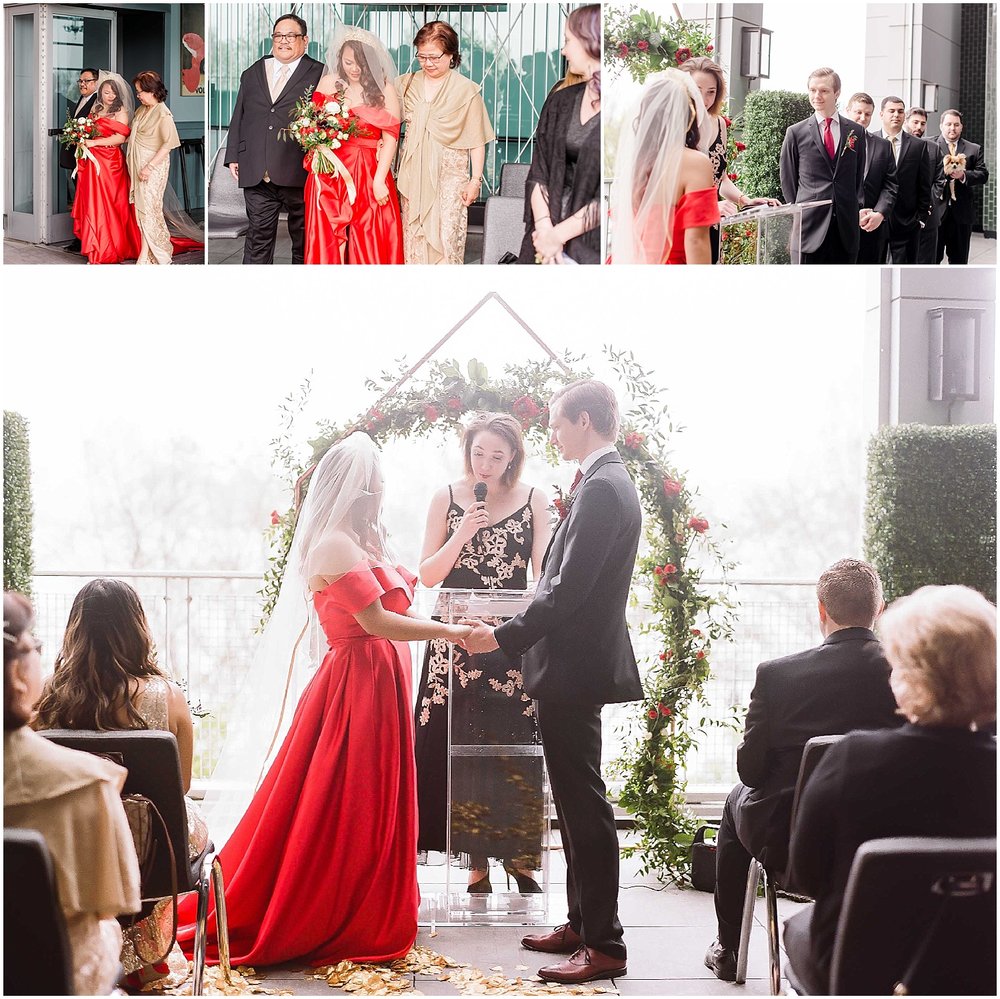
[397,21,494,264]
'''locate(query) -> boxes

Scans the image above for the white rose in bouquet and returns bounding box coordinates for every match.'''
[297,117,310,127]
[325,101,341,115]
[77,117,88,124]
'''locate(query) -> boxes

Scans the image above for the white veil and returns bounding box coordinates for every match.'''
[321,24,399,103]
[93,70,134,121]
[200,432,395,842]
[609,68,707,264]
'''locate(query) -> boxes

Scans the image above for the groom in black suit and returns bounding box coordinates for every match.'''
[779,68,867,264]
[224,13,323,264]
[463,380,642,985]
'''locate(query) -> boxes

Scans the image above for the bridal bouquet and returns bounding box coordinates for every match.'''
[281,86,363,171]
[59,112,100,159]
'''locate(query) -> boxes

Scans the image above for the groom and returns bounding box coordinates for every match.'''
[463,379,642,985]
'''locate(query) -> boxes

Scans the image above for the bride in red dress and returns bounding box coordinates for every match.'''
[305,28,404,264]
[71,72,141,264]
[609,68,719,264]
[176,433,470,966]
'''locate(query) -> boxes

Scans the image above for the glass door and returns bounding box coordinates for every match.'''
[5,7,39,242]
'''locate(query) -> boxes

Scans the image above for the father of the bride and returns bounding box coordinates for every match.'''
[463,379,641,985]
[225,13,323,264]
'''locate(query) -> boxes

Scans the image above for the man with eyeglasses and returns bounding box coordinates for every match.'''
[223,13,323,263]
[61,68,99,252]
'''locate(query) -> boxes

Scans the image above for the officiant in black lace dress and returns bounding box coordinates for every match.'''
[414,413,551,891]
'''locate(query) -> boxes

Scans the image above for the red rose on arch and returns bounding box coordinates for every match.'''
[695,650,706,660]
[512,395,541,424]
[735,141,747,152]
[688,516,710,533]
[618,42,630,58]
[446,396,463,411]
[424,404,440,423]
[723,115,733,127]
[270,510,281,526]
[675,46,692,64]
[637,40,649,51]
[624,431,645,449]
[706,43,714,52]
[662,477,682,498]
[647,708,658,720]
[658,702,672,717]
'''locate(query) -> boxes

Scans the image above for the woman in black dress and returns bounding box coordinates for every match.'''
[518,4,601,264]
[414,413,551,891]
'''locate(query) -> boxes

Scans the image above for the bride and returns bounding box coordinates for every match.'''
[176,433,471,965]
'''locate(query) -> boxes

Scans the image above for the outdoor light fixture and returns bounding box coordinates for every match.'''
[928,308,983,402]
[740,26,771,80]
[922,82,938,113]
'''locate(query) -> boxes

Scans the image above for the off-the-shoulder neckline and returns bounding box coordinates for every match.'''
[312,558,397,596]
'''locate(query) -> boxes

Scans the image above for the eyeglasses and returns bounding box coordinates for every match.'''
[272,32,304,42]
[415,52,449,64]
[78,77,97,84]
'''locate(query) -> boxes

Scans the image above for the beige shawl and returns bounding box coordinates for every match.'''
[126,101,181,189]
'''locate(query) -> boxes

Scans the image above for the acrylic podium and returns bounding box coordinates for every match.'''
[719,199,832,264]
[412,587,555,927]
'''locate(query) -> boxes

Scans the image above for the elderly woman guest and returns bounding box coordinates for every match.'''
[397,21,495,264]
[519,4,602,265]
[677,56,779,263]
[127,70,203,264]
[4,591,141,995]
[784,585,997,995]
[35,578,208,989]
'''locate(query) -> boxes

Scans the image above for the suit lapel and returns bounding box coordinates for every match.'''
[807,116,831,172]
[832,116,857,178]
[255,57,271,99]
[280,56,317,107]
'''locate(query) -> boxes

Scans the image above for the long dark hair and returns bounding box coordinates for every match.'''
[35,578,165,731]
[339,41,385,109]
[96,77,125,114]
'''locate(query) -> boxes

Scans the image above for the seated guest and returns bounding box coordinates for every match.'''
[705,559,903,981]
[4,590,141,995]
[845,91,897,264]
[35,578,209,989]
[784,585,996,995]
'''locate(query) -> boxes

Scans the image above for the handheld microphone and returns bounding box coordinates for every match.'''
[473,481,488,504]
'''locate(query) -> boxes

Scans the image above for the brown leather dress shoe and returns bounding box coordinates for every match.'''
[520,923,583,954]
[537,946,627,984]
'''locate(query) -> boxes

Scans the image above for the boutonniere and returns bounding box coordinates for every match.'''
[841,130,858,157]
[551,485,574,524]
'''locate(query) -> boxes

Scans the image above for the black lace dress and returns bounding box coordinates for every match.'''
[706,118,726,264]
[414,487,543,866]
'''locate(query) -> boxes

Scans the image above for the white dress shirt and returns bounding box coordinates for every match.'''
[267,56,303,99]
[579,444,619,476]
[814,111,841,153]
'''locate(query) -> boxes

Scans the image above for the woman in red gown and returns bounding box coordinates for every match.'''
[71,73,141,264]
[176,433,470,966]
[305,31,403,264]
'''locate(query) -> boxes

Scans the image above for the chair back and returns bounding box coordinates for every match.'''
[789,734,844,832]
[499,161,530,199]
[206,145,248,237]
[4,828,74,996]
[830,836,996,996]
[481,195,525,263]
[39,730,195,895]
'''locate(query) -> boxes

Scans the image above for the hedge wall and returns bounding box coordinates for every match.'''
[3,411,34,596]
[864,424,997,603]
[739,90,812,200]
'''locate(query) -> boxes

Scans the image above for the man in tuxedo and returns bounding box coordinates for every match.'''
[872,97,932,264]
[907,107,944,263]
[463,380,641,986]
[845,92,897,264]
[905,106,928,138]
[62,68,99,252]
[780,68,867,264]
[931,109,990,265]
[704,559,903,982]
[225,13,323,264]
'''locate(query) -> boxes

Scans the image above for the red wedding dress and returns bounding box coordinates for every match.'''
[663,187,721,264]
[71,118,142,264]
[176,561,419,966]
[304,100,404,265]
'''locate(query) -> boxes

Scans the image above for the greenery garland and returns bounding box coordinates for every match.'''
[262,349,736,883]
[604,5,714,83]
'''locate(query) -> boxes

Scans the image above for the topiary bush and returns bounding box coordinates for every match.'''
[739,90,812,200]
[864,424,997,603]
[3,410,34,596]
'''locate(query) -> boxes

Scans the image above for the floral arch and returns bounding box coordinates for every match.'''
[264,292,736,882]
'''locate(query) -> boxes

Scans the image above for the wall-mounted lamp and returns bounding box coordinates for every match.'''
[922,82,938,113]
[740,27,772,80]
[928,307,983,402]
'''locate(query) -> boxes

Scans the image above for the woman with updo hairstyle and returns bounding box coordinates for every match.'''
[396,20,495,264]
[4,591,141,995]
[35,578,209,989]
[413,412,552,892]
[784,585,997,995]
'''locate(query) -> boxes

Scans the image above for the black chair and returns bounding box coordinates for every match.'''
[40,730,230,996]
[735,734,845,994]
[4,828,75,996]
[785,836,996,995]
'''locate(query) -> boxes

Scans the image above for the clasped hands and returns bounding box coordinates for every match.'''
[454,618,500,653]
[859,208,884,232]
[532,219,564,265]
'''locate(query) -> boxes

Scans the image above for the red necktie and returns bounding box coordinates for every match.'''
[570,469,583,492]
[823,117,835,159]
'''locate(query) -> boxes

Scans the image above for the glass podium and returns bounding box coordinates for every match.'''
[720,199,832,264]
[411,587,557,927]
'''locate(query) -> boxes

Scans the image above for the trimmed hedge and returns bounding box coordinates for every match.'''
[3,411,34,596]
[739,90,812,200]
[864,424,997,603]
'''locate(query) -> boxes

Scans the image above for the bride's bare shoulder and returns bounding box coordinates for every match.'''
[307,532,366,589]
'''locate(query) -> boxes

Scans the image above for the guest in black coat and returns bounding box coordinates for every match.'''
[845,93,897,265]
[784,584,997,995]
[224,13,323,264]
[931,109,990,265]
[704,559,903,982]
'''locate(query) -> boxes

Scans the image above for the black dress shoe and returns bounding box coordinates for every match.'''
[705,938,737,982]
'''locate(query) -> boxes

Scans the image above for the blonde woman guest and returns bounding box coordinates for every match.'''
[127,70,203,264]
[397,21,495,264]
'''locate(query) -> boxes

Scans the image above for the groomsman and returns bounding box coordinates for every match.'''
[61,68,99,253]
[931,109,989,265]
[910,107,943,263]
[225,13,323,264]
[873,97,932,265]
[780,68,867,264]
[905,107,928,138]
[845,92,896,264]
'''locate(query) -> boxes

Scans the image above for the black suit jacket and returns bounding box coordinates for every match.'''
[59,92,98,170]
[861,132,897,216]
[734,627,902,870]
[224,54,324,188]
[787,724,996,988]
[929,135,989,226]
[495,451,642,704]
[779,114,867,256]
[876,129,932,234]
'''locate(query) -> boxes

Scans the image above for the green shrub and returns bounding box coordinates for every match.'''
[864,424,997,603]
[3,410,34,596]
[739,90,812,200]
